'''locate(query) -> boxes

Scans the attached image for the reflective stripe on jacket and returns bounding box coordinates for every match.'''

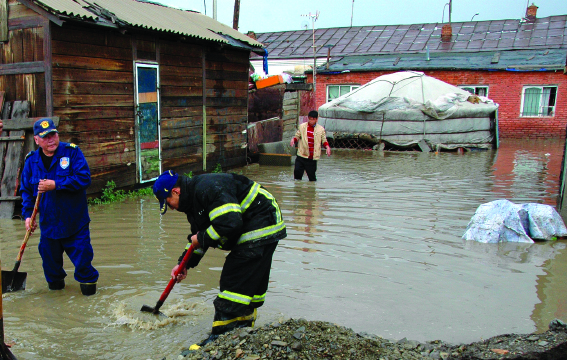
[178,173,286,252]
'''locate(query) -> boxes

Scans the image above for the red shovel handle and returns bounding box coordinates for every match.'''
[157,244,195,303]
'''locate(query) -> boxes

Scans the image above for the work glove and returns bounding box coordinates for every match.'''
[178,236,205,269]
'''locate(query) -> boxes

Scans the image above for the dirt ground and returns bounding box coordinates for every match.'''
[177,318,567,360]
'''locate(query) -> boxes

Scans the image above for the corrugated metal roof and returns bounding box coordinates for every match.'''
[253,15,567,59]
[34,0,262,48]
[316,49,567,73]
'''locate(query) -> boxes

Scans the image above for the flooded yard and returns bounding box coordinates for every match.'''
[1,138,566,359]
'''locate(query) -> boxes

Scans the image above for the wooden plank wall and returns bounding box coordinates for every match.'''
[204,48,249,170]
[159,39,204,174]
[50,24,136,194]
[0,0,46,117]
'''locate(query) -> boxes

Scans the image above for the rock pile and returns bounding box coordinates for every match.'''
[177,318,567,360]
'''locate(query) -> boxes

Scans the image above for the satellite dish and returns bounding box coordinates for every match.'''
[300,20,310,30]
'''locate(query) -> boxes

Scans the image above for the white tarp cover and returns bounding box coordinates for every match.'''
[462,199,567,243]
[322,71,497,119]
[318,71,499,148]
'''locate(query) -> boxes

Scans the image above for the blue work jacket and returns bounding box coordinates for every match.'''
[20,142,91,239]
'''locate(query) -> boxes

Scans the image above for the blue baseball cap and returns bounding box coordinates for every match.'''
[153,170,179,215]
[33,118,58,138]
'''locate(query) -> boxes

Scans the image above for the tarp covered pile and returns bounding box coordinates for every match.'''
[318,71,500,150]
[462,199,567,243]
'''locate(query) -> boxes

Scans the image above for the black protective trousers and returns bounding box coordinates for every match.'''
[211,242,278,335]
[294,156,318,181]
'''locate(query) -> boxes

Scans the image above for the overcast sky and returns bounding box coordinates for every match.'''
[154,0,567,33]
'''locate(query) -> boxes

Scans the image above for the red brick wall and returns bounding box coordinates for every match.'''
[308,70,567,138]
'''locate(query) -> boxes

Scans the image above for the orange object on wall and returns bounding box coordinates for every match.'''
[255,75,284,89]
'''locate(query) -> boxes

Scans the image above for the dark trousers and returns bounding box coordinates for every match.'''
[38,224,99,284]
[211,242,278,335]
[294,156,318,181]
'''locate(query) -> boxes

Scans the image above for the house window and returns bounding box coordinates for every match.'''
[327,85,360,102]
[521,86,557,117]
[459,85,488,97]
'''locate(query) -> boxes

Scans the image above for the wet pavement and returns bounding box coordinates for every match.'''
[1,138,566,359]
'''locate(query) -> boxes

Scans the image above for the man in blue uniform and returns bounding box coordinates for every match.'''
[153,170,286,347]
[20,118,98,295]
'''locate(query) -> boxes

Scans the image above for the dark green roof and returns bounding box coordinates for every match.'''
[314,49,567,73]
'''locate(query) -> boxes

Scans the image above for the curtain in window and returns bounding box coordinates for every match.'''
[462,87,475,95]
[476,88,487,97]
[328,86,340,101]
[541,87,552,116]
[522,87,541,116]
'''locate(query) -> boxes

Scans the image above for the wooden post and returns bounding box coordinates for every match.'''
[0,91,6,181]
[233,0,240,30]
[0,0,7,42]
[202,50,207,171]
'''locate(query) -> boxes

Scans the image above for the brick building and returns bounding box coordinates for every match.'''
[252,5,567,138]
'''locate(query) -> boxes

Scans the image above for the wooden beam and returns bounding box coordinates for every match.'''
[1,116,59,130]
[0,135,25,141]
[1,0,7,42]
[17,0,64,26]
[8,16,44,30]
[0,61,45,75]
[0,196,22,201]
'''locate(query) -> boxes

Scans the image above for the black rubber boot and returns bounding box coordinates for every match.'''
[80,283,96,296]
[198,334,219,347]
[48,279,65,290]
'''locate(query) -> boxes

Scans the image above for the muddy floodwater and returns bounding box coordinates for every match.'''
[1,139,567,360]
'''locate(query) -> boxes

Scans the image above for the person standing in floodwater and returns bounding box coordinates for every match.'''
[19,118,99,296]
[290,110,331,181]
[153,170,286,348]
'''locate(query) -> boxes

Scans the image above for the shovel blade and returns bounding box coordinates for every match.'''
[1,270,27,294]
[140,304,167,318]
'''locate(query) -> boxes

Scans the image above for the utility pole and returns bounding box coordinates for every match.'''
[233,0,240,30]
[302,12,319,98]
[213,0,217,20]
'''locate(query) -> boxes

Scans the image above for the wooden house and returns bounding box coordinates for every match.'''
[0,0,264,194]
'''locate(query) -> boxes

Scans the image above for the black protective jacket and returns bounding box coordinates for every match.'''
[177,173,286,263]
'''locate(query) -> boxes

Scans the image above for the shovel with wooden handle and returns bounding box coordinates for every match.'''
[141,243,195,317]
[2,193,42,294]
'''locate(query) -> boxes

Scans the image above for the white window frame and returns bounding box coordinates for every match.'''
[459,85,489,97]
[520,85,557,117]
[327,84,360,102]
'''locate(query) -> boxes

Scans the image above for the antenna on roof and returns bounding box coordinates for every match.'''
[351,0,355,27]
[301,11,320,105]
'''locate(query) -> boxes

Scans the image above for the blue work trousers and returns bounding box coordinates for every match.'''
[38,224,99,284]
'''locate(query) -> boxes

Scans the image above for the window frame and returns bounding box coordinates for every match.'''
[458,85,489,97]
[519,85,557,117]
[326,84,360,102]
